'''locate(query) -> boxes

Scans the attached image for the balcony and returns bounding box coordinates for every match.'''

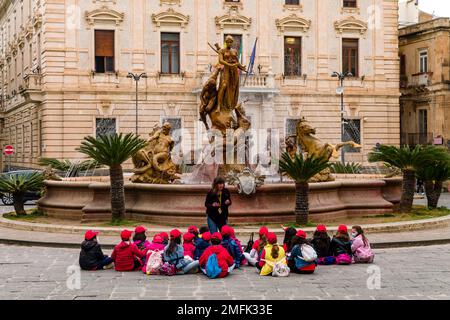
[410,72,433,87]
[401,132,433,146]
[20,73,43,102]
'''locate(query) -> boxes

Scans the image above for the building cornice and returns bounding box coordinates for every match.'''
[399,18,450,38]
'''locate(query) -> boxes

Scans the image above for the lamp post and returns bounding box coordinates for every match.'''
[331,71,353,164]
[127,72,148,134]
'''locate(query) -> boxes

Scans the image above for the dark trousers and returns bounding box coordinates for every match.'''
[95,255,113,270]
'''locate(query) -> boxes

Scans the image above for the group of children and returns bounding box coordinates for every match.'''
[79,223,374,278]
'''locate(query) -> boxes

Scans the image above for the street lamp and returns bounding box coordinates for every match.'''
[331,71,353,164]
[127,72,148,134]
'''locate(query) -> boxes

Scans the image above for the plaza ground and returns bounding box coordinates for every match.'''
[0,195,449,300]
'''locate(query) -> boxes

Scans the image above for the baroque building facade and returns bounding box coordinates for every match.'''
[0,0,400,170]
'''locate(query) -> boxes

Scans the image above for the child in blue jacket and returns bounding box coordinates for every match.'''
[194,231,211,261]
[221,225,243,268]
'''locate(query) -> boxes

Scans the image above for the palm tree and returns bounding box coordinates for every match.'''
[368,145,449,212]
[416,160,450,209]
[0,171,44,215]
[279,152,330,225]
[77,133,147,221]
[38,158,103,177]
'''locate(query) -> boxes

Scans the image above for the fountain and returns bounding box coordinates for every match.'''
[37,36,402,225]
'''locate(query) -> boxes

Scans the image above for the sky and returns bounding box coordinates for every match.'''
[417,0,450,17]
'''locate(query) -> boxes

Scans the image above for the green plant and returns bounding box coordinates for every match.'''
[368,145,449,213]
[0,171,44,215]
[38,158,103,177]
[416,159,450,209]
[330,162,362,174]
[279,152,330,225]
[77,133,147,221]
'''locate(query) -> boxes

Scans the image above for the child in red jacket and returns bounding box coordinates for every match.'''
[111,230,145,272]
[199,232,235,278]
[183,232,196,259]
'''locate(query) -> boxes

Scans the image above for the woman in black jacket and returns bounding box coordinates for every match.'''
[205,177,232,233]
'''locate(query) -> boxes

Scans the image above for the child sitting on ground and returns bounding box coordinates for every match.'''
[243,226,269,267]
[111,230,145,272]
[287,230,317,274]
[146,234,166,252]
[258,233,287,276]
[330,225,353,265]
[199,232,235,278]
[229,227,247,266]
[311,224,335,265]
[351,226,375,263]
[183,232,196,259]
[79,230,113,271]
[221,225,243,269]
[194,231,211,260]
[163,229,199,274]
[133,226,150,251]
[282,227,297,254]
[187,226,199,244]
[160,232,169,245]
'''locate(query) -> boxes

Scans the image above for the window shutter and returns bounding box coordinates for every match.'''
[95,30,114,57]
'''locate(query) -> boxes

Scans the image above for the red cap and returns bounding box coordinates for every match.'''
[120,229,133,240]
[316,224,327,232]
[259,226,269,237]
[338,225,348,233]
[211,232,222,241]
[229,227,236,238]
[267,232,277,244]
[170,229,182,239]
[296,230,307,239]
[202,232,211,242]
[152,234,163,244]
[187,226,198,234]
[160,232,169,240]
[135,226,147,234]
[85,230,99,241]
[183,232,195,242]
[221,225,233,236]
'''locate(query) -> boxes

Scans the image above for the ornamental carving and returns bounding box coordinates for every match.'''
[85,6,125,26]
[276,14,311,34]
[151,8,190,29]
[215,6,252,33]
[334,16,367,35]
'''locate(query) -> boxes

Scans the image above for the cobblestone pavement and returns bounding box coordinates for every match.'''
[0,244,449,300]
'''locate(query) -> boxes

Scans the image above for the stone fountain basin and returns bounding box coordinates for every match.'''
[38,176,402,225]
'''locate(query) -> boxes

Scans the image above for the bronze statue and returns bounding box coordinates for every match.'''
[198,35,251,177]
[131,122,181,184]
[290,117,362,182]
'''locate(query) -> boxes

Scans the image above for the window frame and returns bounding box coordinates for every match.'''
[419,49,428,74]
[160,32,181,75]
[343,0,357,8]
[94,29,116,74]
[342,38,359,77]
[283,36,302,78]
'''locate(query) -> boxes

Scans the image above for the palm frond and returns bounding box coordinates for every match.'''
[279,152,330,183]
[416,159,450,182]
[77,133,147,167]
[0,171,44,194]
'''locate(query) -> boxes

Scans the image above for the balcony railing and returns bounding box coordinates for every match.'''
[240,74,267,87]
[410,72,433,87]
[401,132,433,146]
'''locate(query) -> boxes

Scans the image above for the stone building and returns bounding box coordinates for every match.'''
[0,0,400,170]
[399,17,450,148]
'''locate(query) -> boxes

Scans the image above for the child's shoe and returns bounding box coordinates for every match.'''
[103,263,114,270]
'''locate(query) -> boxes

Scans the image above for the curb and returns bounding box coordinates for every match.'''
[2,213,450,236]
[2,236,450,250]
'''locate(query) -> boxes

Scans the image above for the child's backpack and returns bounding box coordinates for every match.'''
[300,244,318,262]
[144,250,163,275]
[159,262,176,276]
[205,254,222,279]
[272,261,290,277]
[335,253,352,265]
[245,233,254,253]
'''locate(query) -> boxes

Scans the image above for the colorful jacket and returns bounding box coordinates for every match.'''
[221,237,243,268]
[351,235,374,261]
[145,242,166,253]
[194,238,211,260]
[163,244,191,270]
[133,240,151,251]
[288,244,317,271]
[258,244,287,276]
[111,241,144,271]
[183,242,196,259]
[199,245,234,278]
